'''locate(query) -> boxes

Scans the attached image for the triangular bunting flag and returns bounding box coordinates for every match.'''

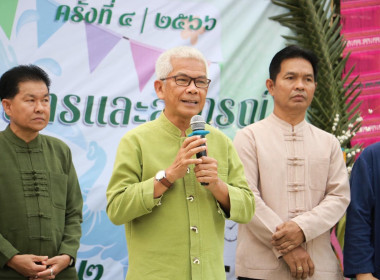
[36,0,65,47]
[0,0,19,39]
[85,23,122,72]
[130,39,163,92]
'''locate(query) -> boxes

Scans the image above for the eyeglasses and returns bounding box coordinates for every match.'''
[161,75,211,88]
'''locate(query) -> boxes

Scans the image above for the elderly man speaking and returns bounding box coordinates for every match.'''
[106,46,255,280]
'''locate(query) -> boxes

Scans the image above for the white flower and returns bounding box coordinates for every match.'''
[368,109,373,114]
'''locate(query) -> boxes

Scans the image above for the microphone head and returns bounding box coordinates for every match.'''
[190,115,206,131]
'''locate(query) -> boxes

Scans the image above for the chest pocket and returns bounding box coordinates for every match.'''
[49,173,68,209]
[308,158,329,192]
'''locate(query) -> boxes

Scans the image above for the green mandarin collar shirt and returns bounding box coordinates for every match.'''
[0,126,83,279]
[107,113,255,280]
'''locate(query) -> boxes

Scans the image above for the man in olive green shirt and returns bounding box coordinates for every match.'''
[0,65,83,280]
[106,46,255,279]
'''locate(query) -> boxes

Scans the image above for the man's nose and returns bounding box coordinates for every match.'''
[186,80,199,94]
[295,78,305,90]
[34,101,44,112]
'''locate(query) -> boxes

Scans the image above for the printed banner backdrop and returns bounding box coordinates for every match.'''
[0,0,290,279]
[341,0,380,148]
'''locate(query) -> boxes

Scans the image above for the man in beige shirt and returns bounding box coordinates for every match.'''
[234,45,350,280]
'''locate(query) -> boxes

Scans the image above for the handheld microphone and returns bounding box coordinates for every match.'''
[189,115,210,186]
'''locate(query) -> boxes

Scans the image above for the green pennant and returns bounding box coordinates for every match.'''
[0,0,19,39]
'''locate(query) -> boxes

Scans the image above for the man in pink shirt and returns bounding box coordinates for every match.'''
[234,45,350,280]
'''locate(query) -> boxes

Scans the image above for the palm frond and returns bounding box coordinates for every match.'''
[271,0,363,169]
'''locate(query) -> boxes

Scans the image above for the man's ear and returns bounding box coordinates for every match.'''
[154,80,165,100]
[1,99,12,117]
[265,79,275,97]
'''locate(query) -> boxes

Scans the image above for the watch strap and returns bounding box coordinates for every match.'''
[69,256,75,267]
[158,176,172,188]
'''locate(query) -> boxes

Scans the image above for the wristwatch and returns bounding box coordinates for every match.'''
[68,256,74,267]
[60,254,75,267]
[155,170,173,188]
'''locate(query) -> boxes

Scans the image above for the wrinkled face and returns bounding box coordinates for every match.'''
[2,80,50,141]
[155,57,208,124]
[267,57,316,117]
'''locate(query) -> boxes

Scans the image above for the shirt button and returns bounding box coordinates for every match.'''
[193,258,200,264]
[190,226,198,233]
[187,195,194,202]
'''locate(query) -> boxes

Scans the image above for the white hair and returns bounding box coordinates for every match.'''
[155,46,209,79]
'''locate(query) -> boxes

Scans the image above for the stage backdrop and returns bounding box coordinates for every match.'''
[0,0,290,279]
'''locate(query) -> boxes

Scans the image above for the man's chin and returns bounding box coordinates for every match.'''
[30,123,48,132]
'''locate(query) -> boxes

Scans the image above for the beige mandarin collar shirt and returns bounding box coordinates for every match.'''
[234,113,350,279]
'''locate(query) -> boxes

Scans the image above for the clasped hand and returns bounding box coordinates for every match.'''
[7,254,70,280]
[272,221,314,279]
[272,221,305,254]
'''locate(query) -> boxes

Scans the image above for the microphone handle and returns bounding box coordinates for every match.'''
[195,135,208,186]
[196,143,207,159]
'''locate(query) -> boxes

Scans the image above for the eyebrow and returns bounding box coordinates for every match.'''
[24,93,50,98]
[284,71,314,78]
[176,72,208,79]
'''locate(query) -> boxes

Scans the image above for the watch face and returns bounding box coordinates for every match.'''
[155,170,165,180]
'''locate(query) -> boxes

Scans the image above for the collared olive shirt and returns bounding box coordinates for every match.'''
[107,113,255,280]
[0,126,83,279]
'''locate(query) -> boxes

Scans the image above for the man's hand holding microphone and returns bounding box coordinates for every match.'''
[156,115,230,212]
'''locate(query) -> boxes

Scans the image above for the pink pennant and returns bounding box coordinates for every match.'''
[85,23,122,72]
[130,39,163,92]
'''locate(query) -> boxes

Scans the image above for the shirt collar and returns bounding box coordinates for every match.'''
[269,113,306,132]
[4,125,42,148]
[157,111,193,137]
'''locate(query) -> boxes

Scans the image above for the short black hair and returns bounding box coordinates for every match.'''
[269,45,318,82]
[0,65,51,100]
